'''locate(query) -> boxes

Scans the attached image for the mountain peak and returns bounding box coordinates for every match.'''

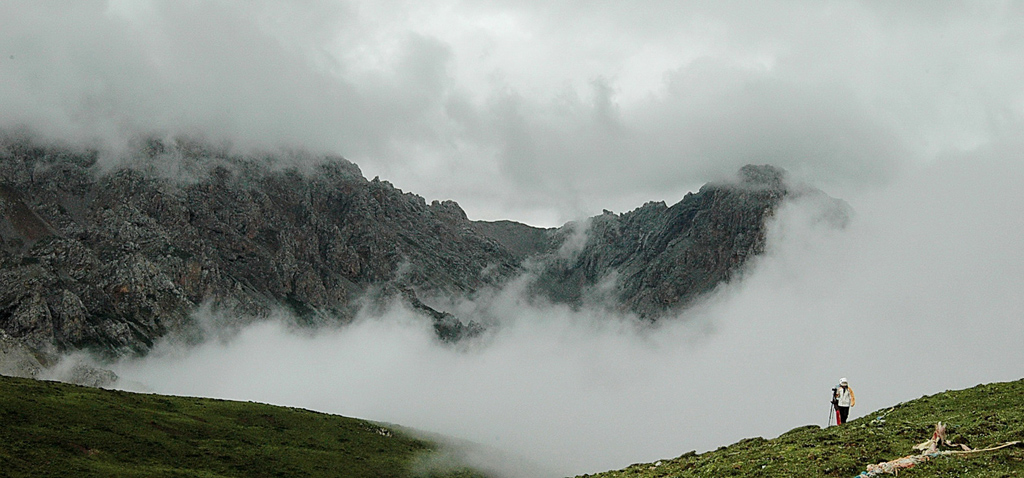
[739,164,787,189]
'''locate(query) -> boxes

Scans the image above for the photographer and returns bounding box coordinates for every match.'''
[832,378,855,425]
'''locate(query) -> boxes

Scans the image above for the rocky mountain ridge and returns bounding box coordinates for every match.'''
[525,165,800,319]
[0,134,845,377]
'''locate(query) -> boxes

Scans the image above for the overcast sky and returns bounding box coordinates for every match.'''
[3,0,1023,226]
[8,2,1024,476]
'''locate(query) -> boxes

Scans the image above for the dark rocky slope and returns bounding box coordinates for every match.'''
[480,165,843,319]
[469,220,555,261]
[0,137,518,360]
[0,134,845,372]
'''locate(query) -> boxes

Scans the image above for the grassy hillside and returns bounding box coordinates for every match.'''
[578,379,1024,478]
[4,374,1022,478]
[0,375,485,478]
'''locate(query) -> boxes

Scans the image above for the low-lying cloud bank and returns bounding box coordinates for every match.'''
[105,150,1024,477]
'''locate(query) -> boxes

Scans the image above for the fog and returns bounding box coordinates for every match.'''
[107,148,1024,477]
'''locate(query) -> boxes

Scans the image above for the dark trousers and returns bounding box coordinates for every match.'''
[837,406,850,424]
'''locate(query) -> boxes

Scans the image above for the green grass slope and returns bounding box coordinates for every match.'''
[577,379,1024,478]
[0,375,485,478]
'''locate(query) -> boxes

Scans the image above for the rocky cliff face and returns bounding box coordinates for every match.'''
[482,165,826,319]
[0,137,518,359]
[0,135,844,367]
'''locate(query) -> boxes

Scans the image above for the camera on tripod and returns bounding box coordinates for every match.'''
[828,387,839,426]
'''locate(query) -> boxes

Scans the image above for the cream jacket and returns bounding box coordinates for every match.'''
[836,385,855,407]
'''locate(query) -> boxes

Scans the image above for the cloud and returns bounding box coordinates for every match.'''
[4,1,1023,226]
[0,1,461,160]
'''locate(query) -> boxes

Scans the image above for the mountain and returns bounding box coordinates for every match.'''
[576,379,1024,478]
[0,133,845,374]
[0,374,488,478]
[524,165,839,319]
[0,135,521,362]
[474,165,849,319]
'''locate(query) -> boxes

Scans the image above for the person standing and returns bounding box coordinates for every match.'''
[833,377,855,424]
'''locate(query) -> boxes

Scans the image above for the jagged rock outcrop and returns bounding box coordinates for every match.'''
[486,165,846,319]
[0,133,847,364]
[0,136,516,357]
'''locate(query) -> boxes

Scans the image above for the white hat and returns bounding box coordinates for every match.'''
[840,377,848,385]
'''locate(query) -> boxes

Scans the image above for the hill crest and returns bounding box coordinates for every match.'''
[577,378,1024,478]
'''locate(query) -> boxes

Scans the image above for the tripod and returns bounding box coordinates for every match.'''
[828,388,839,427]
